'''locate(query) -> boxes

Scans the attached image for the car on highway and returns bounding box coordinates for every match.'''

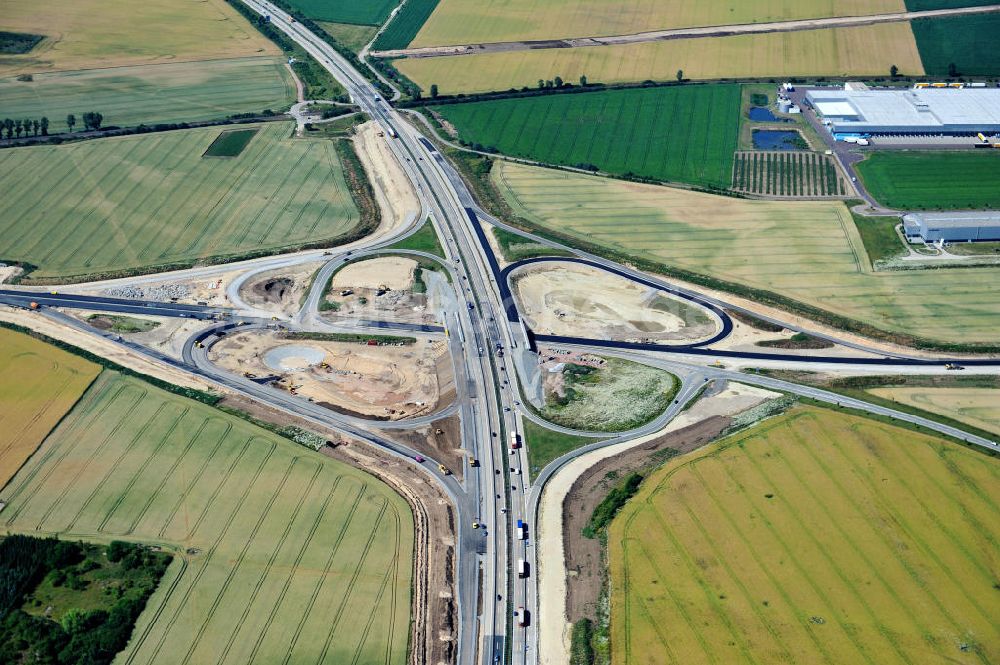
[413,455,425,463]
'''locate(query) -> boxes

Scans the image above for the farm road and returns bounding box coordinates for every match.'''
[373,4,1000,58]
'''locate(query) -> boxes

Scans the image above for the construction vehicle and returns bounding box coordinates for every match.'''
[945,363,964,370]
[434,428,444,435]
[711,360,726,368]
[340,289,353,296]
[438,463,451,475]
[978,133,989,144]
[194,341,204,348]
[472,522,480,529]
[470,458,479,467]
[29,301,39,310]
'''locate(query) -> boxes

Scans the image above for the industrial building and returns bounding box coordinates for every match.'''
[902,211,1000,244]
[806,85,1000,135]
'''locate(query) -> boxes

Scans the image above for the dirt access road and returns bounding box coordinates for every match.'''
[374,4,1000,58]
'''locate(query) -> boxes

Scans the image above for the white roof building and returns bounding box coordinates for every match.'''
[806,86,1000,134]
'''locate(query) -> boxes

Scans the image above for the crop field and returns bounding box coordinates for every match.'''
[0,371,413,665]
[0,58,295,134]
[905,0,998,11]
[0,328,99,487]
[283,0,398,25]
[0,0,278,75]
[912,13,1000,77]
[319,22,379,53]
[856,152,1000,210]
[408,0,905,47]
[867,386,1000,436]
[204,128,260,157]
[372,0,441,51]
[0,122,360,281]
[396,23,923,94]
[433,85,740,188]
[610,406,1000,665]
[732,151,845,197]
[493,162,1000,345]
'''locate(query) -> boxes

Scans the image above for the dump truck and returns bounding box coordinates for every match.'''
[438,463,451,475]
[29,301,39,310]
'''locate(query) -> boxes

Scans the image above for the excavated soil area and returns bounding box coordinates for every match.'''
[562,416,731,623]
[209,331,454,420]
[512,262,718,343]
[386,412,464,480]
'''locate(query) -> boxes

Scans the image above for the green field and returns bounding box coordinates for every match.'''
[523,419,598,477]
[611,406,1000,665]
[856,152,1000,210]
[0,30,43,54]
[905,0,997,10]
[433,85,741,188]
[911,13,1000,76]
[372,0,441,51]
[204,128,260,157]
[319,21,379,52]
[0,58,295,134]
[0,370,413,665]
[0,122,361,281]
[732,151,845,197]
[283,0,398,25]
[493,161,1000,346]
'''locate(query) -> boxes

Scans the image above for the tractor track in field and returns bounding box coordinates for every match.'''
[373,4,1000,58]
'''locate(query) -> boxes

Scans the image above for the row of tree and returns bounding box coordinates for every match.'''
[1,117,49,138]
[0,112,105,140]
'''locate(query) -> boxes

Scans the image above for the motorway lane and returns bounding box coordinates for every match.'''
[0,290,227,320]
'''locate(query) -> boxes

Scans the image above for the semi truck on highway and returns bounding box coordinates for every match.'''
[516,607,529,628]
[516,520,527,540]
[386,126,398,139]
[510,433,521,450]
[517,559,528,578]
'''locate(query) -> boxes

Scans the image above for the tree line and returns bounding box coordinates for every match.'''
[1,112,104,139]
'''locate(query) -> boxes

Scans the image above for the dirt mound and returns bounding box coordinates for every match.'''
[252,277,294,304]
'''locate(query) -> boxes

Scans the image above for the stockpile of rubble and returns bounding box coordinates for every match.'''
[104,283,190,301]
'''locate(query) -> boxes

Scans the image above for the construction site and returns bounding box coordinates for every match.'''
[510,262,719,344]
[322,256,451,326]
[208,329,454,420]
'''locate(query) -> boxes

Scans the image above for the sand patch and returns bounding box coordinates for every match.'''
[512,262,717,343]
[332,256,417,291]
[209,331,453,420]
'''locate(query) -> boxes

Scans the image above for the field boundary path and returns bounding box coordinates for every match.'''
[373,4,1000,58]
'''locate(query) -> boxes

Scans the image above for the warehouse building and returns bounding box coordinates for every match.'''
[902,212,1000,243]
[806,85,1000,135]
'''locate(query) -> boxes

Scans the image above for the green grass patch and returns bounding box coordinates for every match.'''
[492,226,572,262]
[0,30,43,54]
[86,314,160,333]
[203,128,259,157]
[431,85,741,188]
[0,57,295,134]
[385,220,446,258]
[912,12,1000,76]
[0,536,170,665]
[282,331,416,345]
[583,472,643,539]
[524,419,598,476]
[539,359,678,433]
[856,151,1000,210]
[372,0,440,50]
[851,212,907,264]
[570,618,596,665]
[282,0,398,25]
[318,21,379,52]
[0,122,363,282]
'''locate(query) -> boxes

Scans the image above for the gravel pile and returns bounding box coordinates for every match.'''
[104,284,190,300]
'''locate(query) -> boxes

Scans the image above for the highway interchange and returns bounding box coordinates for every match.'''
[2,3,999,664]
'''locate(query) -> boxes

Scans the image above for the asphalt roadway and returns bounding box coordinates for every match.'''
[3,4,997,665]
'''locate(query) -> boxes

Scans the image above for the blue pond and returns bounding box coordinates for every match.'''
[752,130,806,151]
[748,106,779,122]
